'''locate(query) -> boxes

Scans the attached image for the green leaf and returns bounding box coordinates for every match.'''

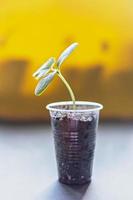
[57,42,78,67]
[35,71,56,96]
[33,57,55,79]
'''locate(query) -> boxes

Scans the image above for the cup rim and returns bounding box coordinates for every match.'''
[46,101,103,112]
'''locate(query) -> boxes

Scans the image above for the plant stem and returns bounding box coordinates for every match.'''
[57,70,76,109]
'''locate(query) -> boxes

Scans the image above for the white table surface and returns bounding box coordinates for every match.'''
[0,123,133,200]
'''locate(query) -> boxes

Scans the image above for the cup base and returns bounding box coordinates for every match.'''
[58,177,91,185]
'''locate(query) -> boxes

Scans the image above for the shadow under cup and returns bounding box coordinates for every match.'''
[46,101,103,185]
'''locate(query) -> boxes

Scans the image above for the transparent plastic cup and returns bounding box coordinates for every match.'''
[46,101,103,185]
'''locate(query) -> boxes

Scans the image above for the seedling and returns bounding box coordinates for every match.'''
[32,43,78,109]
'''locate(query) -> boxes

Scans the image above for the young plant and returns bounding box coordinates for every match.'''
[32,42,78,109]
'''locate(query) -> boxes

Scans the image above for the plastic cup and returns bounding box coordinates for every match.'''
[46,101,103,185]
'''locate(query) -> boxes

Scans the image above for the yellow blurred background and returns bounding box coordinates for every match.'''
[0,0,133,122]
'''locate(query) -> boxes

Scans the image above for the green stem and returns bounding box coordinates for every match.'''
[57,70,76,109]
